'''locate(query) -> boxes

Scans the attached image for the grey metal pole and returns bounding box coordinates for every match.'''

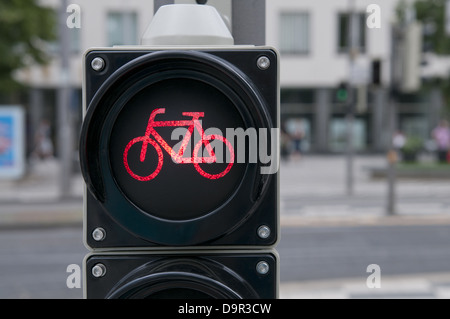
[386,25,401,216]
[231,0,266,45]
[386,95,397,216]
[345,98,355,196]
[315,89,331,152]
[153,1,266,46]
[57,0,73,199]
[29,88,43,154]
[346,0,358,197]
[154,0,174,13]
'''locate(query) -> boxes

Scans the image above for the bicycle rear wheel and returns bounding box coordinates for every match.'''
[193,134,234,180]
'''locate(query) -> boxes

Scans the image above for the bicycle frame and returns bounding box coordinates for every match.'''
[123,108,234,182]
[140,108,216,164]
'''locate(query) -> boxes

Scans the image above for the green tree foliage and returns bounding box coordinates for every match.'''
[415,0,450,54]
[413,0,450,115]
[0,0,56,94]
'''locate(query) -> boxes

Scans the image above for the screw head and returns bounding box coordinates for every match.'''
[257,56,271,70]
[256,261,270,275]
[257,225,271,239]
[91,57,105,72]
[92,263,107,278]
[92,227,106,242]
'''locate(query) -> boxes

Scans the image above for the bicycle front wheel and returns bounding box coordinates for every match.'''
[123,136,163,181]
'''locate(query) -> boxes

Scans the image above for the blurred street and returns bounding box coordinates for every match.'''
[1,155,450,298]
[3,155,450,227]
[280,155,450,225]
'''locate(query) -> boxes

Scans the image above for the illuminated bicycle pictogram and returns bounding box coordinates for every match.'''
[123,108,235,181]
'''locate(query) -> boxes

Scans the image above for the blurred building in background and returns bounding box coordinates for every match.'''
[15,0,155,160]
[267,0,447,154]
[13,0,449,156]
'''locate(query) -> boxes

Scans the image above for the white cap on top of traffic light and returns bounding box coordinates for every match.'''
[141,4,234,46]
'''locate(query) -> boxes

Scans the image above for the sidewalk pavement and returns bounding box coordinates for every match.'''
[279,154,450,227]
[1,155,450,227]
[0,158,84,228]
[280,272,450,299]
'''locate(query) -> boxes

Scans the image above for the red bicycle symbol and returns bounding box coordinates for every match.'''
[123,108,234,181]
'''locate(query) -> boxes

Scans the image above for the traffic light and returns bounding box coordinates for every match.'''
[371,59,381,86]
[80,47,279,298]
[336,82,349,103]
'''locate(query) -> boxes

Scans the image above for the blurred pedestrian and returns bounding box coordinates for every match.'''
[432,119,450,163]
[393,130,406,151]
[32,119,54,160]
[392,130,406,162]
[290,122,304,161]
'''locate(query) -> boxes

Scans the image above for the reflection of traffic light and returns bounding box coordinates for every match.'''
[80,48,279,298]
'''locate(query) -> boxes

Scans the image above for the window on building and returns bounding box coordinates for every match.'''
[279,12,310,55]
[337,12,366,53]
[107,12,138,46]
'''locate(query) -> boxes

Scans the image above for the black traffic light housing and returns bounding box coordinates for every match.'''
[85,251,278,299]
[371,59,382,86]
[80,46,279,299]
[80,48,279,250]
